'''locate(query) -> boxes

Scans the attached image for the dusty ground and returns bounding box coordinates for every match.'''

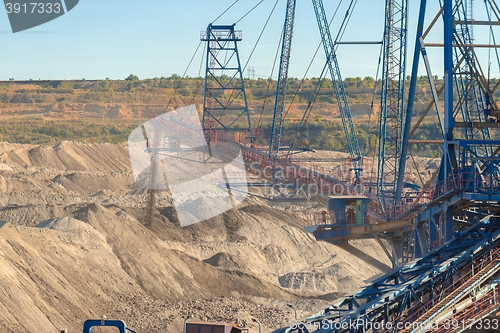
[0,141,437,333]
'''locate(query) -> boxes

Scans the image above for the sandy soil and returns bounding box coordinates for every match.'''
[0,141,422,333]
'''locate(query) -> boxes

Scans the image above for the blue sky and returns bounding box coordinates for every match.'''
[0,0,498,81]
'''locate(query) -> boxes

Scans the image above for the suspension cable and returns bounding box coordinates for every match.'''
[283,0,344,122]
[236,0,265,24]
[258,7,284,130]
[364,43,384,157]
[209,0,280,131]
[212,0,239,24]
[334,0,358,46]
[190,41,208,105]
[223,0,280,123]
[166,39,204,110]
[287,64,328,156]
[284,0,359,154]
[283,0,343,122]
[485,0,500,73]
[242,0,280,74]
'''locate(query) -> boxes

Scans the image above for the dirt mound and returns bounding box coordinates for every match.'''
[52,172,129,195]
[0,142,397,332]
[37,216,98,233]
[0,141,131,171]
[278,260,374,296]
[0,221,135,333]
[0,205,67,227]
[72,203,293,300]
[0,202,297,332]
[204,252,242,269]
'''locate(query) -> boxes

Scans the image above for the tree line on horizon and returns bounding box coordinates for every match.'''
[1,73,462,107]
[0,75,496,158]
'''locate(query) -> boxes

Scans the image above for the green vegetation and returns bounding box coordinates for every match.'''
[0,75,455,105]
[0,117,443,157]
[0,118,139,144]
[255,120,443,158]
[0,75,491,157]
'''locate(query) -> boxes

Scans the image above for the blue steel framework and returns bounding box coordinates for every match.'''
[201,24,253,139]
[201,0,364,201]
[199,2,363,202]
[377,0,409,219]
[408,0,500,258]
[274,0,500,331]
[396,0,430,207]
[269,0,296,169]
[293,0,413,268]
[308,0,500,252]
[274,216,500,333]
[311,0,362,180]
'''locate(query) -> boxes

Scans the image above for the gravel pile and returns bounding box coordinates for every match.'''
[0,142,416,333]
[113,293,297,332]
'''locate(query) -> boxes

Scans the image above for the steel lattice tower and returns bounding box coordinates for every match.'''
[201,24,253,140]
[311,0,362,180]
[377,0,409,219]
[269,0,297,164]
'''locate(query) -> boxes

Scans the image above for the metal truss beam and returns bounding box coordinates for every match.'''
[311,0,362,179]
[202,24,253,139]
[273,216,500,333]
[377,0,409,219]
[269,0,297,165]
